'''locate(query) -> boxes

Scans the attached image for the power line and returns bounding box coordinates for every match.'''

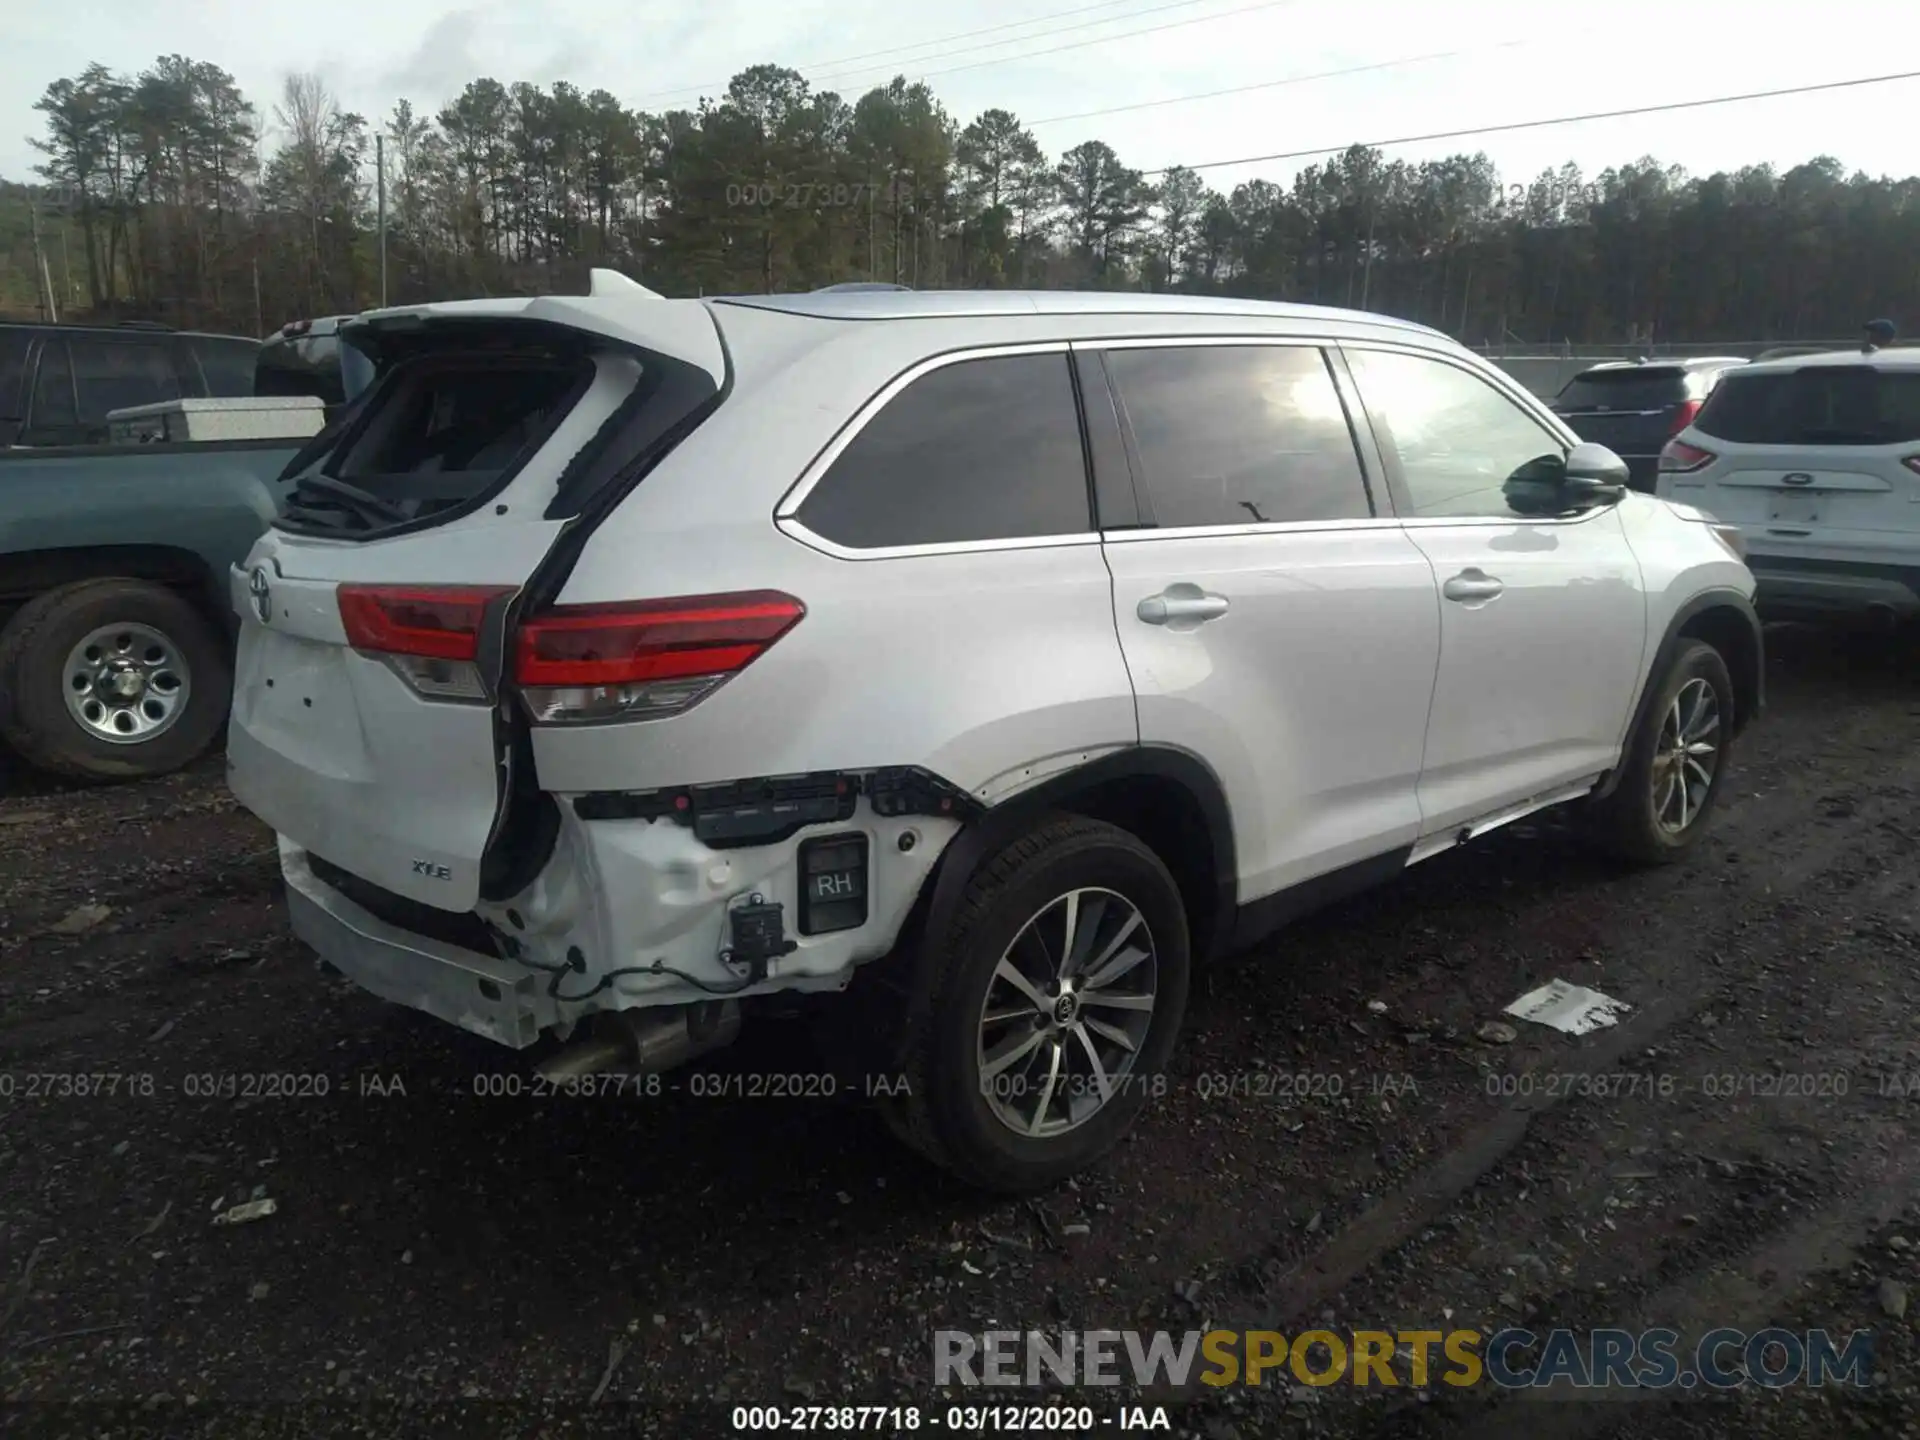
[831,0,1296,90]
[1029,35,1555,127]
[634,0,1221,108]
[1142,68,1920,178]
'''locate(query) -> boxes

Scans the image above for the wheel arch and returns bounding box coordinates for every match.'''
[943,747,1234,963]
[1593,586,1763,801]
[0,546,232,640]
[866,747,1237,1067]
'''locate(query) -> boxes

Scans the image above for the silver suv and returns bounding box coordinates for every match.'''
[226,275,1763,1192]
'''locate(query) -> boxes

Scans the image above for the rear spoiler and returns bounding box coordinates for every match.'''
[590,269,661,299]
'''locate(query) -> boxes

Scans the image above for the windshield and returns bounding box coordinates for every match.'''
[1693,366,1920,445]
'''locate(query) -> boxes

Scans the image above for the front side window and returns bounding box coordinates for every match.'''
[66,339,181,432]
[1346,348,1567,519]
[1104,344,1372,527]
[795,352,1092,549]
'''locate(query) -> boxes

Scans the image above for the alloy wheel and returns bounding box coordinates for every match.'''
[975,887,1158,1139]
[1651,676,1719,834]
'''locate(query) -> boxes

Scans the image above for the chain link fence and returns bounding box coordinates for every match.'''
[1474,338,1916,398]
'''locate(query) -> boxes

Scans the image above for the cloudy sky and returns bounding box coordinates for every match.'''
[5,0,1912,195]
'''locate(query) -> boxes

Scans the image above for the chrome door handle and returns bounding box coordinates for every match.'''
[1442,569,1504,603]
[1137,590,1230,626]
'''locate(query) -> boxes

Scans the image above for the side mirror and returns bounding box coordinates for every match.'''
[1561,442,1629,505]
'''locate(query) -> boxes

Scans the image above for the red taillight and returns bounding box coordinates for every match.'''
[1669,399,1702,435]
[513,591,804,724]
[1659,439,1716,475]
[338,584,511,660]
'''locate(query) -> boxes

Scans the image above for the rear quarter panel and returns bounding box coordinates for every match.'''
[528,309,1141,801]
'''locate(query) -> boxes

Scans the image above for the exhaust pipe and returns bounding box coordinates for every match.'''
[536,1000,742,1082]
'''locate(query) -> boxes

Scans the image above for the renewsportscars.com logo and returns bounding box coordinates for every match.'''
[933,1327,1875,1391]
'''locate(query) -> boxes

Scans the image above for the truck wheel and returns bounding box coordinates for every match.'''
[0,578,231,783]
[1583,638,1735,865]
[889,814,1190,1194]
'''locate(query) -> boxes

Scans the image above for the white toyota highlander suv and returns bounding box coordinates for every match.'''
[225,274,1763,1192]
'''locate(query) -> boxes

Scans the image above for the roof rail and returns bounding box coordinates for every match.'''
[811,282,913,293]
[116,319,173,331]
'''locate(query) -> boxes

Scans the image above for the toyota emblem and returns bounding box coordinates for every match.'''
[248,566,272,624]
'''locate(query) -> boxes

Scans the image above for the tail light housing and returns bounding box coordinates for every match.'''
[1668,399,1703,435]
[1658,439,1716,476]
[1902,455,1920,477]
[337,584,512,701]
[513,590,805,724]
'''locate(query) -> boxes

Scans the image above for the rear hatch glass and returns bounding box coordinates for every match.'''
[1693,366,1920,446]
[1553,368,1696,456]
[256,332,345,405]
[1554,368,1690,412]
[189,336,261,396]
[276,334,591,538]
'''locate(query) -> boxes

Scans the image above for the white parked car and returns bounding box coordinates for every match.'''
[225,274,1763,1192]
[1657,346,1920,626]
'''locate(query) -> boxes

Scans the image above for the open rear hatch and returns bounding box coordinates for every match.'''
[226,282,727,912]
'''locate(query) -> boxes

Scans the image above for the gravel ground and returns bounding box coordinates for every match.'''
[3,622,1919,1439]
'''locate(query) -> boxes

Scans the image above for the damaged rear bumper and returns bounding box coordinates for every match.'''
[282,839,559,1048]
[278,777,966,1048]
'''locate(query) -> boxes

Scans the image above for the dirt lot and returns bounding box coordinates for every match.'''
[4,623,1920,1439]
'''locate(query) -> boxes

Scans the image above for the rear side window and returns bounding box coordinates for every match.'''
[1104,344,1371,527]
[795,352,1091,548]
[0,331,30,421]
[189,337,260,396]
[67,338,180,429]
[1555,368,1689,410]
[1694,366,1920,446]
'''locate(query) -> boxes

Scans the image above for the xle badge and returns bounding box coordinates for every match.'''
[411,860,452,881]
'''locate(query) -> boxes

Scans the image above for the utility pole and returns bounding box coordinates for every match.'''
[892,170,906,286]
[57,188,76,309]
[29,195,58,322]
[376,133,389,307]
[252,257,264,336]
[1360,201,1376,310]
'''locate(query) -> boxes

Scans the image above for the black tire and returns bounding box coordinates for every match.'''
[1584,638,1735,866]
[0,578,231,783]
[887,814,1191,1194]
